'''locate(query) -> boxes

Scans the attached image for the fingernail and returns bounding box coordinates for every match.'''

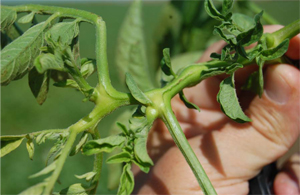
[265,65,292,104]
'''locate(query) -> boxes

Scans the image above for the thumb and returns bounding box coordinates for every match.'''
[240,64,300,163]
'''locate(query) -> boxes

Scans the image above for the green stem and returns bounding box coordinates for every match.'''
[9,4,99,24]
[159,101,217,195]
[90,130,103,195]
[43,129,77,195]
[94,20,129,100]
[270,19,300,46]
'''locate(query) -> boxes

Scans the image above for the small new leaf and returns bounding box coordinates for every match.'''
[107,151,132,164]
[75,171,96,182]
[53,79,80,89]
[222,0,233,15]
[18,12,36,24]
[26,138,35,160]
[179,91,201,112]
[0,135,25,157]
[34,53,65,74]
[19,182,46,195]
[217,74,251,123]
[161,48,176,77]
[117,163,134,195]
[70,132,89,156]
[255,56,265,97]
[82,135,126,155]
[125,73,152,105]
[116,122,130,136]
[59,183,90,195]
[242,70,261,96]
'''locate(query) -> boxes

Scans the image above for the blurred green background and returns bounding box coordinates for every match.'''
[1,0,299,194]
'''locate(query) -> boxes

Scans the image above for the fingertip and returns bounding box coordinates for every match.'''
[286,34,300,60]
[274,172,299,195]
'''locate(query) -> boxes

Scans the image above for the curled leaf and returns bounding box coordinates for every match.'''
[26,138,35,160]
[0,135,25,157]
[125,73,152,105]
[179,91,200,112]
[107,151,132,164]
[82,135,126,155]
[19,182,46,195]
[59,183,91,195]
[75,171,96,182]
[29,161,56,178]
[117,163,134,195]
[18,12,36,24]
[70,132,89,156]
[217,74,251,123]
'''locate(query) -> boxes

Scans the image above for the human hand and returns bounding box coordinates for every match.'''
[133,25,300,194]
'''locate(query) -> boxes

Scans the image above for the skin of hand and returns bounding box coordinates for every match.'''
[133,25,300,195]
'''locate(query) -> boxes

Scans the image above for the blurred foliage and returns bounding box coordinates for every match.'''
[1,0,299,194]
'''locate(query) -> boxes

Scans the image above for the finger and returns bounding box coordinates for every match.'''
[274,153,300,194]
[136,134,250,195]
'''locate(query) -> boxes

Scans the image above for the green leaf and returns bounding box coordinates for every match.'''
[222,0,233,15]
[60,183,90,195]
[18,12,36,24]
[19,182,46,195]
[115,0,153,90]
[204,0,225,21]
[35,131,68,145]
[117,163,134,195]
[82,135,126,155]
[1,22,46,85]
[134,137,153,168]
[34,53,65,74]
[236,11,263,46]
[107,151,132,164]
[0,7,17,32]
[70,132,89,156]
[0,136,25,157]
[161,48,176,77]
[26,138,35,160]
[28,68,50,105]
[260,39,289,61]
[179,91,201,112]
[232,13,255,32]
[125,73,152,105]
[75,171,96,182]
[47,20,80,45]
[217,74,251,123]
[29,161,56,178]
